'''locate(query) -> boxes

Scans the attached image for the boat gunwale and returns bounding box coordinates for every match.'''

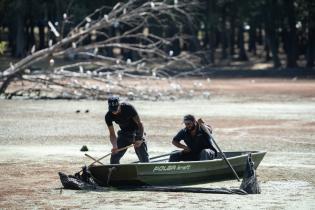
[88,151,266,168]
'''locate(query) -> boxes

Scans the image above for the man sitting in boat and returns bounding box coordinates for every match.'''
[169,114,217,162]
[105,96,149,164]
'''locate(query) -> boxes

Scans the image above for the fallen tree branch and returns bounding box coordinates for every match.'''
[0,0,203,98]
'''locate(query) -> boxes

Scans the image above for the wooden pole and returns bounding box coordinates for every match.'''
[84,154,105,165]
[78,144,135,173]
[86,144,134,166]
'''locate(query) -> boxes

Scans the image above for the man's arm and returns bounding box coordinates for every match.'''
[132,115,144,148]
[132,115,144,139]
[173,130,191,152]
[172,140,191,152]
[107,125,118,153]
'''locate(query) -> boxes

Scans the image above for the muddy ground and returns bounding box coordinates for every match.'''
[0,78,314,209]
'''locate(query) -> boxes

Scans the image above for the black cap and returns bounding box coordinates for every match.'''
[183,114,196,123]
[108,96,120,112]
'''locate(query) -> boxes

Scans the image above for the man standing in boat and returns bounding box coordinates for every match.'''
[105,96,149,164]
[169,114,217,162]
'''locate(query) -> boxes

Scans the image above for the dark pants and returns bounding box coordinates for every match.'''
[110,130,149,164]
[169,149,216,162]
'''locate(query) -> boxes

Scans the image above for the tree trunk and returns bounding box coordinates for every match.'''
[306,28,314,68]
[206,0,216,64]
[26,23,35,52]
[285,0,298,68]
[257,25,263,45]
[38,20,46,50]
[248,20,257,55]
[183,21,199,52]
[168,25,180,56]
[229,15,236,57]
[264,39,271,61]
[264,0,281,68]
[265,28,281,67]
[8,24,16,56]
[237,23,248,61]
[306,4,315,68]
[14,0,26,58]
[220,6,228,60]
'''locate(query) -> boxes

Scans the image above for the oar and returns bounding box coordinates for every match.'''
[77,144,134,174]
[133,150,180,163]
[84,154,105,165]
[197,118,240,182]
[149,150,181,161]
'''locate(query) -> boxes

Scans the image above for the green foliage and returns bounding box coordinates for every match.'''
[0,41,7,55]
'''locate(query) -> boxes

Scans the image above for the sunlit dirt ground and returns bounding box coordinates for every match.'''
[0,78,314,209]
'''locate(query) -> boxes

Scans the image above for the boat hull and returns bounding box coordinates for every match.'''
[89,151,266,187]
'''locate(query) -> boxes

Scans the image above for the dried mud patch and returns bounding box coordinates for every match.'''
[1,79,314,209]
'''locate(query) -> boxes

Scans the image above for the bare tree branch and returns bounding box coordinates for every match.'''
[0,0,203,99]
